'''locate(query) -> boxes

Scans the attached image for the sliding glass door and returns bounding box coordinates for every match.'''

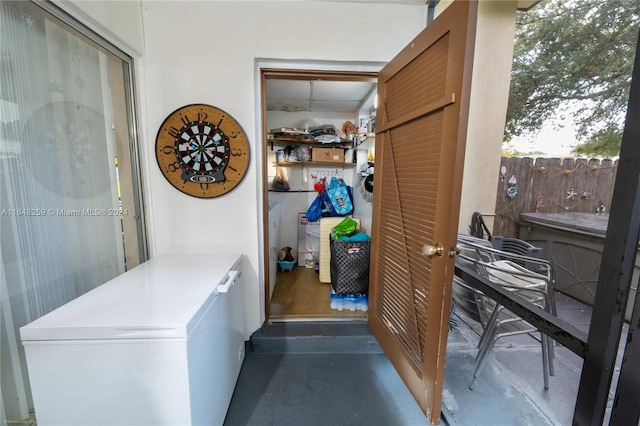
[0,1,146,422]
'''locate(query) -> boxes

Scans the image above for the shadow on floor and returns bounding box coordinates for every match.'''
[443,312,584,426]
[224,351,428,426]
[442,291,630,426]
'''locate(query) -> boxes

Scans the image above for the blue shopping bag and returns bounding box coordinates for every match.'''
[326,177,353,216]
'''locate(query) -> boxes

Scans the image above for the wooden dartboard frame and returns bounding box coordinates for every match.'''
[155,103,250,198]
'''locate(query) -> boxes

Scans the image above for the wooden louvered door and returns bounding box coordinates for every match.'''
[368,1,477,424]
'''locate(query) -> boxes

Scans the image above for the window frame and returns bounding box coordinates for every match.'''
[30,0,149,264]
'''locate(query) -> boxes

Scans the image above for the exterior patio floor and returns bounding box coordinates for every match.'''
[443,291,626,426]
[226,292,627,425]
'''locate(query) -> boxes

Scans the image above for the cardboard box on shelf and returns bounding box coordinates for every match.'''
[311,147,344,163]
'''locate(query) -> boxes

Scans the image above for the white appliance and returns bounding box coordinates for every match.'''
[268,202,281,299]
[20,253,245,426]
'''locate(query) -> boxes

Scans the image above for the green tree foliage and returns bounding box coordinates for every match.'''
[505,0,640,156]
[572,125,623,157]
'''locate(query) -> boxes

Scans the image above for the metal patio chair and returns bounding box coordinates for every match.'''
[452,235,494,327]
[491,235,557,316]
[455,238,556,390]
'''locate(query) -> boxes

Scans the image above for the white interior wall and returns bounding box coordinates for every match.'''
[53,1,144,55]
[352,136,375,233]
[54,0,520,339]
[53,0,427,339]
[140,1,427,337]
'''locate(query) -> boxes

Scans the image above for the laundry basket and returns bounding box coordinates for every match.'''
[329,239,370,294]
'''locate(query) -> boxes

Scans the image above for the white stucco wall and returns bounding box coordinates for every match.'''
[457,0,517,234]
[57,0,426,339]
[139,1,427,337]
[55,0,520,339]
[53,0,144,55]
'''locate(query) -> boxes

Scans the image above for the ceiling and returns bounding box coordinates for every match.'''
[265,79,377,114]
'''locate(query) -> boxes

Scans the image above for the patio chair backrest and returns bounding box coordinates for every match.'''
[491,236,546,273]
[456,235,498,277]
[453,235,496,325]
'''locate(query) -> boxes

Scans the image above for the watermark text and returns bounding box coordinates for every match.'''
[1,208,128,217]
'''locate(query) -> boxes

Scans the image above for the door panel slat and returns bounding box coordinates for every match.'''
[369,1,477,423]
[385,34,450,122]
[376,134,428,375]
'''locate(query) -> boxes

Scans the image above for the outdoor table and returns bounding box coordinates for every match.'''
[519,212,638,321]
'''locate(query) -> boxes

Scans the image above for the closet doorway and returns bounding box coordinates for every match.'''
[261,68,378,322]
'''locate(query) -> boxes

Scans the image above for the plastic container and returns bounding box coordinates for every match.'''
[277,261,295,272]
[304,249,314,269]
[329,287,368,312]
[329,239,370,294]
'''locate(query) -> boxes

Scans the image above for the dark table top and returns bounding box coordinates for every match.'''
[520,212,610,238]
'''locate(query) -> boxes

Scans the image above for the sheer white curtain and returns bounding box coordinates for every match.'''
[1,2,126,421]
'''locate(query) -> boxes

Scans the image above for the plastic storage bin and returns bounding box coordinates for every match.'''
[329,239,370,294]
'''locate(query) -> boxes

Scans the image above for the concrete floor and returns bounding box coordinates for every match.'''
[442,291,595,426]
[225,293,627,426]
[223,352,427,426]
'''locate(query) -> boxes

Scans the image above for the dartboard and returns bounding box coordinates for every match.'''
[174,119,230,184]
[155,104,250,198]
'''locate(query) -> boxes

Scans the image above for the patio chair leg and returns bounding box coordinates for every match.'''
[549,290,557,317]
[541,334,550,390]
[547,335,555,376]
[477,306,501,352]
[469,375,479,390]
[470,333,499,390]
[476,320,496,356]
